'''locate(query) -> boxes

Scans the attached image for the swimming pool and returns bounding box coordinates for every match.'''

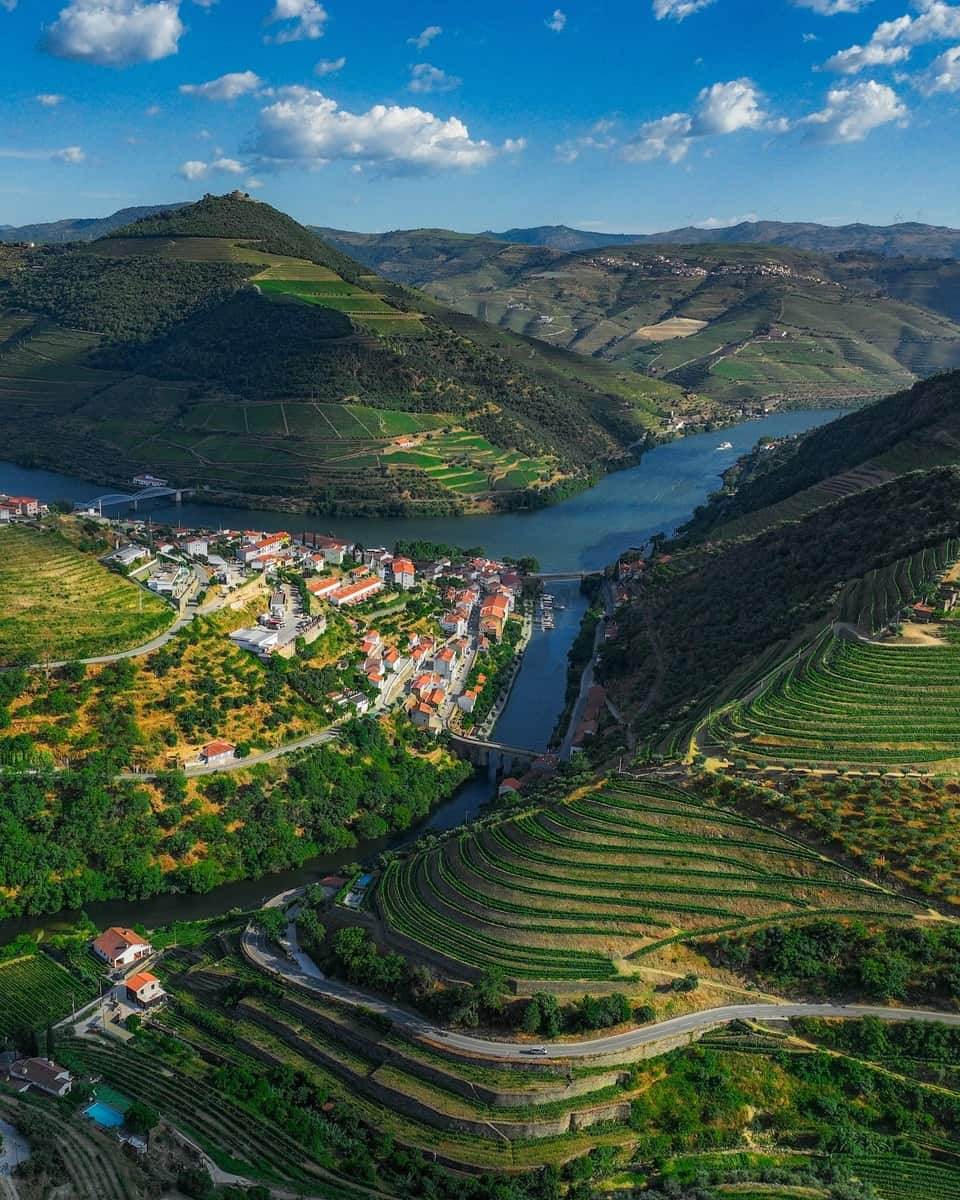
[84,1101,125,1129]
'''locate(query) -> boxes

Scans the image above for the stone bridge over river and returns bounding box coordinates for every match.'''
[447,733,541,780]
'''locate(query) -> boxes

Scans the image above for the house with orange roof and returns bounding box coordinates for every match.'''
[125,971,166,1008]
[458,688,479,714]
[307,575,340,599]
[329,576,383,607]
[92,927,153,970]
[392,557,416,590]
[410,702,442,734]
[200,740,236,767]
[434,645,458,678]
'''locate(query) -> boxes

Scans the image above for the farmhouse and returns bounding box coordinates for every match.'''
[912,602,937,624]
[92,927,153,969]
[125,971,166,1008]
[200,740,237,766]
[8,1058,73,1098]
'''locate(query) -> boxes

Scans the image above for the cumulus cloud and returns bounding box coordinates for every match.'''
[265,0,327,44]
[622,78,768,162]
[408,63,461,93]
[254,86,506,173]
[178,155,244,179]
[314,55,345,75]
[0,145,85,162]
[546,8,566,31]
[179,70,262,101]
[653,0,716,20]
[799,79,908,139]
[36,93,65,106]
[43,0,184,66]
[408,24,441,49]
[915,41,960,90]
[792,0,874,12]
[824,1,960,72]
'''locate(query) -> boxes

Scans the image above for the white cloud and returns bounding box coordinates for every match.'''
[546,8,566,31]
[653,0,716,20]
[0,145,85,162]
[36,93,66,106]
[555,118,617,162]
[314,55,345,75]
[408,24,441,50]
[792,0,874,12]
[408,63,461,93]
[254,86,505,173]
[799,79,908,140]
[178,155,244,179]
[245,175,265,188]
[0,0,17,10]
[265,0,327,43]
[180,70,262,101]
[916,41,960,90]
[825,1,960,72]
[622,78,768,162]
[145,103,161,116]
[692,78,767,133]
[622,112,694,162]
[43,0,184,66]
[503,137,527,153]
[696,212,760,227]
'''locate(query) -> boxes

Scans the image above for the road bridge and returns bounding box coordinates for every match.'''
[81,485,191,510]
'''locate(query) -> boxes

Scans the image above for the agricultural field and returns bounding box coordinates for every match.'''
[0,522,171,666]
[714,629,960,769]
[378,779,914,981]
[383,430,557,495]
[0,953,95,1036]
[256,272,425,331]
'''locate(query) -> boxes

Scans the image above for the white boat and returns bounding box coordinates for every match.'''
[716,441,733,451]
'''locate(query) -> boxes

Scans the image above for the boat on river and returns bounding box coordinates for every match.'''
[716,441,733,451]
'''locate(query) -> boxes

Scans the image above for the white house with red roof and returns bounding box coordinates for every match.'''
[92,927,153,970]
[200,740,236,767]
[392,557,416,590]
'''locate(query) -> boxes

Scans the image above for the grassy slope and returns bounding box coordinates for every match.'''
[0,523,170,665]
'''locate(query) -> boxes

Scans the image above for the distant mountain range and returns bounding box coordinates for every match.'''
[5,204,960,259]
[0,203,189,244]
[481,220,960,258]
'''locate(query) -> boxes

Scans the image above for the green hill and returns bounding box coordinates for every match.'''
[321,229,960,411]
[0,193,675,515]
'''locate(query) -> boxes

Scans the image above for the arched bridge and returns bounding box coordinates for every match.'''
[448,733,540,780]
[81,486,189,509]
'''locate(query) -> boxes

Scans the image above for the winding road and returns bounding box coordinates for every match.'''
[242,912,960,1063]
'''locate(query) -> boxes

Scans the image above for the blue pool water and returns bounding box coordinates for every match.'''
[84,1101,125,1129]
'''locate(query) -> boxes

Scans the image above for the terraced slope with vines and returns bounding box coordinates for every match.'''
[378,780,915,982]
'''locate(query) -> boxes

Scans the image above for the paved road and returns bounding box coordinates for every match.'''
[243,920,960,1062]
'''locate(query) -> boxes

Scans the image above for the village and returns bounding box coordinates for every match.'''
[99,515,532,753]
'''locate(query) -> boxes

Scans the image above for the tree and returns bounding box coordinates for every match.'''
[254,907,287,944]
[125,1101,159,1134]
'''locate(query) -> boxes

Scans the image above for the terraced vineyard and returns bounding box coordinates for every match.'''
[0,953,95,1036]
[714,629,960,768]
[0,523,171,665]
[378,780,914,981]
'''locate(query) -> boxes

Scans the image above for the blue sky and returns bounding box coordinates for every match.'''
[1,0,958,233]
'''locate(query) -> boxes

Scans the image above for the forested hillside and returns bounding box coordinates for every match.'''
[0,194,671,513]
[681,370,960,539]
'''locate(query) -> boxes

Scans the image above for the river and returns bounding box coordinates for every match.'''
[0,408,846,574]
[0,405,847,940]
